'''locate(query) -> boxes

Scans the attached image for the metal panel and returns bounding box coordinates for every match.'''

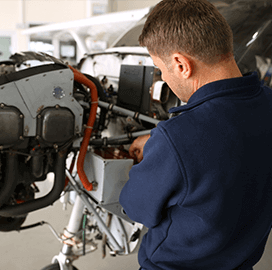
[83,151,133,205]
[14,68,83,135]
[0,81,34,136]
[0,106,23,145]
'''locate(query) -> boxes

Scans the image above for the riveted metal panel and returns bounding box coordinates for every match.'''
[14,68,83,135]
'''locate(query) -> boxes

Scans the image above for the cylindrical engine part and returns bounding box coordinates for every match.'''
[0,152,18,208]
[0,149,68,217]
[31,152,44,179]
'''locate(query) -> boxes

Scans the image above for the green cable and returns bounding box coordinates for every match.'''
[82,213,87,255]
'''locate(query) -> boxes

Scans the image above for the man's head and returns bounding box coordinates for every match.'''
[139,0,233,65]
[139,0,241,102]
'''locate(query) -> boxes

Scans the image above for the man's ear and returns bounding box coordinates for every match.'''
[171,52,193,79]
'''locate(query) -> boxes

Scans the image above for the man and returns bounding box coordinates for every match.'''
[119,0,272,269]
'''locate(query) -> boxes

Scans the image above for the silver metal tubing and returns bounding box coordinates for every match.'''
[43,221,64,242]
[65,169,124,253]
[117,217,130,254]
[111,129,152,140]
[66,195,85,234]
[89,129,152,146]
[98,100,160,125]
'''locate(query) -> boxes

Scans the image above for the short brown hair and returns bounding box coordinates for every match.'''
[139,0,233,64]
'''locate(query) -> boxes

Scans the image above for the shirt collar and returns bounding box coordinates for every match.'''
[169,72,261,114]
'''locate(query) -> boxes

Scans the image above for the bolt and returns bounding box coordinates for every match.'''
[109,251,117,256]
[92,181,98,191]
[53,144,58,149]
[37,114,41,119]
[20,114,24,118]
[55,105,60,109]
[65,259,71,265]
[0,103,4,108]
[36,135,40,140]
[19,136,24,140]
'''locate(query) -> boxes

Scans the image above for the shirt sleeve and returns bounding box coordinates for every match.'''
[119,125,187,228]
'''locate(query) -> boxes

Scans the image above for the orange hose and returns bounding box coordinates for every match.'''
[69,66,98,191]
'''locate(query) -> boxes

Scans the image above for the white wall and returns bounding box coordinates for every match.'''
[24,0,87,23]
[0,0,159,59]
[0,0,90,54]
[110,0,159,12]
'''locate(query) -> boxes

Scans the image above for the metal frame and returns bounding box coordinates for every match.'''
[52,169,130,269]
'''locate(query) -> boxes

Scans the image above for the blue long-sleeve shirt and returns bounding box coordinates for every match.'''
[120,73,272,270]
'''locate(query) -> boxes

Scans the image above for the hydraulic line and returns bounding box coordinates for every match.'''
[98,100,160,125]
[69,66,98,191]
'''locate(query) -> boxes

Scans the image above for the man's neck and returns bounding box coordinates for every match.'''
[191,57,243,93]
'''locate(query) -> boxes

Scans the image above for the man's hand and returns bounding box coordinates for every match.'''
[129,134,151,163]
